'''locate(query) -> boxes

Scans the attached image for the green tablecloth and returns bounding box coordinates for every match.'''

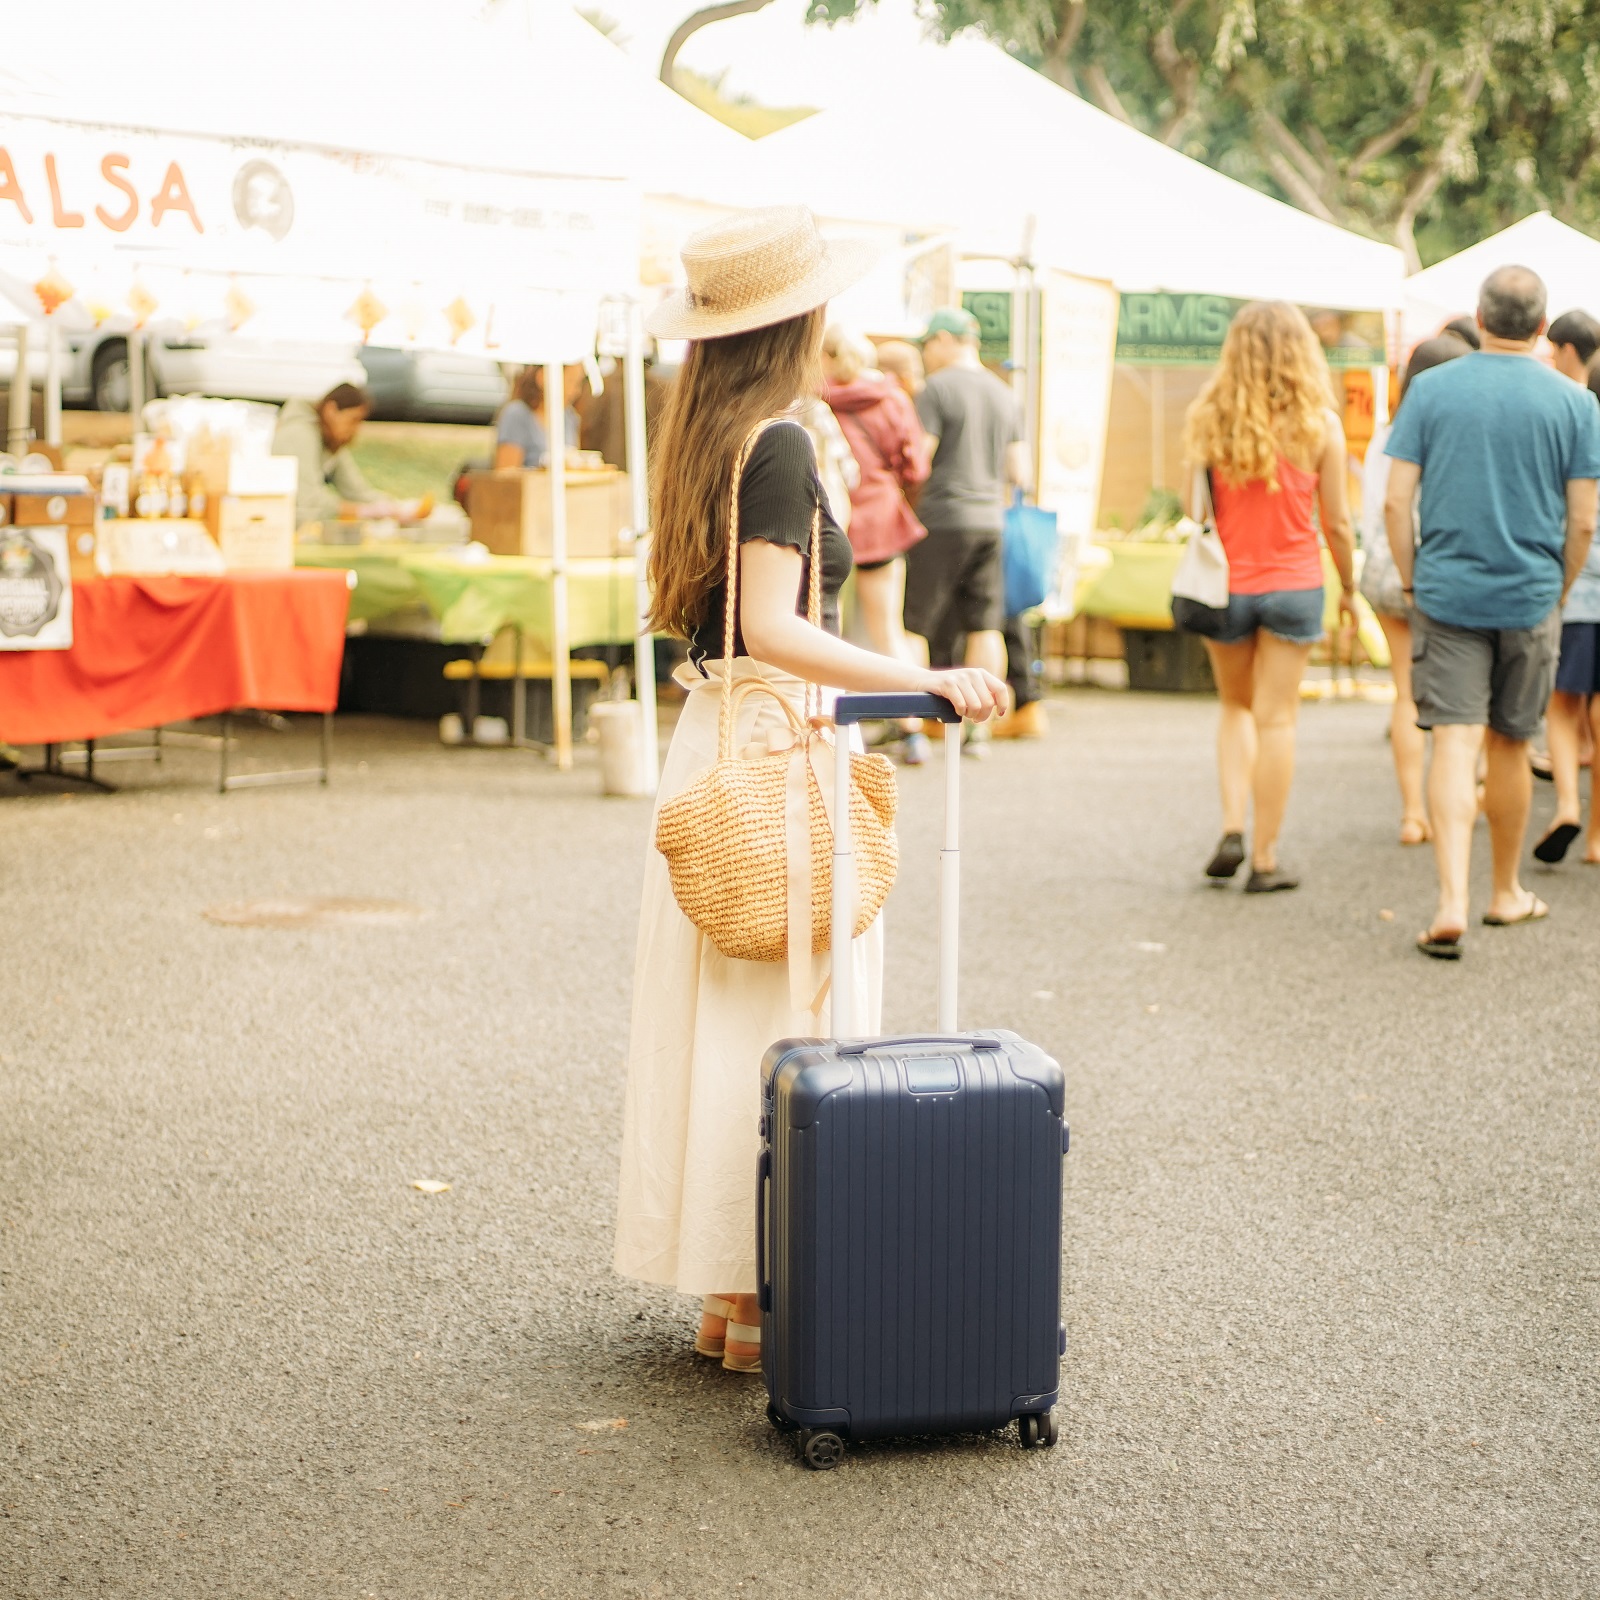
[296,545,639,650]
[1077,539,1389,665]
[295,544,431,625]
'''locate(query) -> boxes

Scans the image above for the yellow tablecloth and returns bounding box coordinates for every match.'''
[296,544,638,651]
[1076,539,1389,665]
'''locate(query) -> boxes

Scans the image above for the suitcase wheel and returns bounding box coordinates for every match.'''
[766,1401,797,1433]
[1018,1409,1058,1450]
[796,1428,846,1470]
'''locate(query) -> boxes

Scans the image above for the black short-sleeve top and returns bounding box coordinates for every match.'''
[688,419,854,670]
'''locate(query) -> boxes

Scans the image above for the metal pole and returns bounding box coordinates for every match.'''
[1150,366,1166,491]
[126,329,144,424]
[43,319,61,447]
[545,361,572,770]
[8,324,30,452]
[625,301,659,795]
[938,721,961,1033]
[831,726,855,1039]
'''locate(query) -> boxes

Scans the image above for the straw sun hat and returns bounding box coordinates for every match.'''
[645,206,880,341]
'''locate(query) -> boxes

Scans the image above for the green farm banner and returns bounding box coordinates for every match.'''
[962,291,1014,368]
[1115,292,1385,369]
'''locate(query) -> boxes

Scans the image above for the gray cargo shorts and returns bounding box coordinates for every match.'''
[1410,605,1561,741]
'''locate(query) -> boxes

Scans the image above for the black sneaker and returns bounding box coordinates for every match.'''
[1244,867,1299,894]
[1204,832,1245,879]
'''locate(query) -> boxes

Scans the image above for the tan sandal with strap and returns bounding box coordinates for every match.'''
[723,1319,762,1374]
[695,1296,736,1359]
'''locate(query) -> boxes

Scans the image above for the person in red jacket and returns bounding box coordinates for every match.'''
[822,326,933,760]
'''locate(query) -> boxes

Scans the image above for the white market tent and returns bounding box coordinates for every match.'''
[0,0,764,779]
[755,32,1405,309]
[1404,211,1600,347]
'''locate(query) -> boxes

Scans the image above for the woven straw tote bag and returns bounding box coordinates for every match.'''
[654,417,899,971]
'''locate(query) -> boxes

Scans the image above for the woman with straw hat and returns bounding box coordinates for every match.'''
[614,207,1006,1373]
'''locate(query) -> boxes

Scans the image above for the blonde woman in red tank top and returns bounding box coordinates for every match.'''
[1182,302,1357,892]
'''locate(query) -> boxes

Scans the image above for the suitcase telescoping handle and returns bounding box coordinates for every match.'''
[831,694,964,1040]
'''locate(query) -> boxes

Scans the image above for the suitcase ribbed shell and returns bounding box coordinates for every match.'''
[760,1031,1064,1442]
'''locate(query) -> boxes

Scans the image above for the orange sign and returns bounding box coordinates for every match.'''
[0,146,203,234]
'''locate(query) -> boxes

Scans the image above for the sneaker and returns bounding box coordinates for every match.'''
[900,731,931,766]
[962,724,991,760]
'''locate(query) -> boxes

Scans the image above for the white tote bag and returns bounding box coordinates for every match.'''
[1170,468,1230,609]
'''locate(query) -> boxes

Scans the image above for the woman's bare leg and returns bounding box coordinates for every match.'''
[1377,611,1429,842]
[1248,633,1315,872]
[1204,636,1259,836]
[1547,689,1585,829]
[854,560,913,662]
[1587,698,1600,861]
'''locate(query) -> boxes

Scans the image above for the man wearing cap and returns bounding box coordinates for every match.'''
[906,308,1034,751]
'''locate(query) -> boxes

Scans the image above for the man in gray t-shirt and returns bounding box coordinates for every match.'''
[905,308,1029,743]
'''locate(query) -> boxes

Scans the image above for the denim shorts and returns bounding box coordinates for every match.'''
[1212,586,1326,645]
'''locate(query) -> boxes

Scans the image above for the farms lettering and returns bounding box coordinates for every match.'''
[0,148,202,233]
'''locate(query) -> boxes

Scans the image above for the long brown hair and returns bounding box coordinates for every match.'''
[648,307,824,637]
[513,365,546,408]
[1183,301,1334,490]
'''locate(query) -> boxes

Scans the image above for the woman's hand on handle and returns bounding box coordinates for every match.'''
[922,666,1008,721]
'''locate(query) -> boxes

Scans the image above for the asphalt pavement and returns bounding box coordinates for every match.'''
[3,691,1597,1599]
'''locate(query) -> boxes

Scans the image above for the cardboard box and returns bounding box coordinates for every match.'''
[188,435,298,498]
[67,522,103,581]
[13,489,96,528]
[100,519,226,577]
[468,468,632,558]
[205,494,295,570]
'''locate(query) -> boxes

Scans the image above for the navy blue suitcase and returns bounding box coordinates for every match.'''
[759,694,1068,1469]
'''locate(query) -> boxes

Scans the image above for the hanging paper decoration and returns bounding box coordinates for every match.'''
[127,280,159,327]
[344,286,388,343]
[397,296,427,344]
[83,296,114,327]
[33,264,75,316]
[224,281,257,332]
[444,296,476,345]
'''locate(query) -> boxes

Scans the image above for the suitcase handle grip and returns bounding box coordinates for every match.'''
[839,1034,1002,1056]
[755,1147,772,1313]
[833,693,963,726]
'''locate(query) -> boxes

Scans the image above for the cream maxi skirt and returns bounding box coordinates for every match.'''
[613,657,884,1297]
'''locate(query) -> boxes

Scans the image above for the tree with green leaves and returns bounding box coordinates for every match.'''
[803,0,1600,268]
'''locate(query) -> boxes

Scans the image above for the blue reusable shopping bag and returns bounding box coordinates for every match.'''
[1003,491,1059,617]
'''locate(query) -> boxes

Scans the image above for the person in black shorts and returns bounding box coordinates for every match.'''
[906,308,1033,752]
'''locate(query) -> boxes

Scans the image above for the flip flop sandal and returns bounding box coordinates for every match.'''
[695,1296,736,1359]
[1482,896,1550,927]
[1416,930,1463,960]
[1533,822,1581,864]
[722,1321,763,1374]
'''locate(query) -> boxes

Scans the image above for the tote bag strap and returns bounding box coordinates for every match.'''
[718,416,825,760]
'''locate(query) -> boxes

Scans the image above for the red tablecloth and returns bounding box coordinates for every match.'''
[0,571,350,745]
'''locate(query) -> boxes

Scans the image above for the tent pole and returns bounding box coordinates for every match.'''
[8,324,30,452]
[127,330,144,424]
[1150,366,1165,491]
[625,300,658,795]
[43,319,61,447]
[546,361,572,771]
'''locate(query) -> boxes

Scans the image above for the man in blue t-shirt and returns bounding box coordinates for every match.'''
[1385,264,1600,958]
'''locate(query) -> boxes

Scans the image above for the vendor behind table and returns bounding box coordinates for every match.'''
[272,381,429,530]
[495,364,584,469]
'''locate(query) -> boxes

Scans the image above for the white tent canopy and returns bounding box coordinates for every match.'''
[755,33,1405,310]
[1404,212,1600,347]
[0,0,765,357]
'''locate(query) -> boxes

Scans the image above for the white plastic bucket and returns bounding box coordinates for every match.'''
[590,700,647,796]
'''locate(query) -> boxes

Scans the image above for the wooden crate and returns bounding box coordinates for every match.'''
[468,469,633,558]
